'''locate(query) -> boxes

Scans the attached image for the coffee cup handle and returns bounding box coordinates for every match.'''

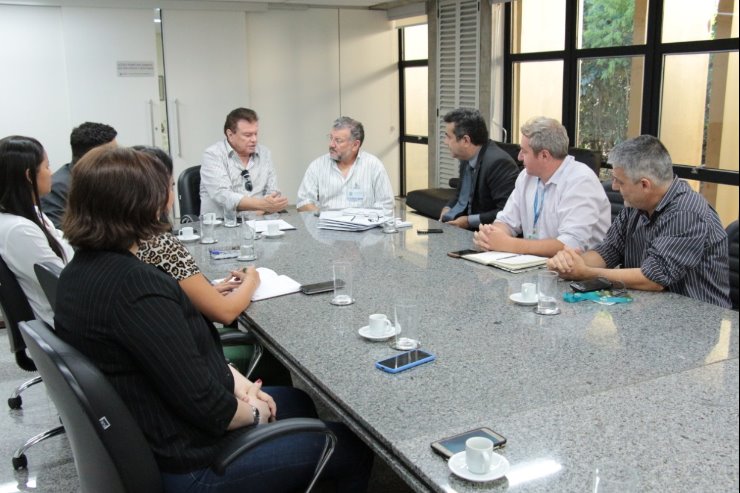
[384,319,392,330]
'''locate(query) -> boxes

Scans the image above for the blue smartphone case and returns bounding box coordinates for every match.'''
[375,350,436,374]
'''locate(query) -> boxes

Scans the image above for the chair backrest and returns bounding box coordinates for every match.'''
[569,146,602,176]
[177,165,201,220]
[20,320,163,493]
[727,220,739,310]
[0,255,36,370]
[601,180,624,222]
[34,262,63,313]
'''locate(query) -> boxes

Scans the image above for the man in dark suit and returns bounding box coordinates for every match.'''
[439,108,519,230]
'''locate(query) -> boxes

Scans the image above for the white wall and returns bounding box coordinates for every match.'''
[2,4,399,206]
[246,8,399,203]
[0,5,71,167]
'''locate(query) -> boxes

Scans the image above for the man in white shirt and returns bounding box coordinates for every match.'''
[473,116,610,257]
[296,117,393,212]
[200,108,288,216]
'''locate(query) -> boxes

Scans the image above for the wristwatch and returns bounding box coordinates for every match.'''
[250,404,260,426]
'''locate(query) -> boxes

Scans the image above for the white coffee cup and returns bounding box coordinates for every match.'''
[465,437,495,474]
[267,222,280,236]
[521,282,537,302]
[178,226,194,239]
[368,314,392,337]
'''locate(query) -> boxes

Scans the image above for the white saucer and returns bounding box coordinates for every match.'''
[448,451,509,482]
[358,324,399,341]
[509,292,538,306]
[200,238,218,244]
[263,231,285,238]
[178,234,200,242]
[203,220,222,226]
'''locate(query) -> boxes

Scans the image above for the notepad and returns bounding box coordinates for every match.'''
[461,251,548,273]
[251,267,302,301]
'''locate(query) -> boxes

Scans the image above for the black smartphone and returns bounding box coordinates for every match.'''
[431,427,507,460]
[447,249,478,258]
[375,349,435,374]
[418,229,443,234]
[301,280,341,295]
[570,277,613,293]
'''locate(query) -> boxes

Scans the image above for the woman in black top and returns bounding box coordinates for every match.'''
[55,146,372,492]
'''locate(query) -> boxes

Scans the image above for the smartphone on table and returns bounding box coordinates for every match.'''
[570,277,612,293]
[447,249,478,259]
[375,349,435,374]
[431,427,507,460]
[300,281,338,295]
[417,229,443,235]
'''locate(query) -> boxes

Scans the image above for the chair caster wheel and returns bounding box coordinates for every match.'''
[8,396,22,409]
[12,454,28,470]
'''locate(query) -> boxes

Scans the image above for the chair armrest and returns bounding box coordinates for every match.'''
[449,177,459,188]
[211,418,336,475]
[219,331,258,346]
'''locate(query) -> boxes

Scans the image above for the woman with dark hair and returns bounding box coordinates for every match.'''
[131,145,262,374]
[54,146,372,492]
[0,135,74,326]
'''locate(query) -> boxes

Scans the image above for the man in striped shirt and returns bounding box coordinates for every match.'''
[296,117,394,212]
[548,135,731,308]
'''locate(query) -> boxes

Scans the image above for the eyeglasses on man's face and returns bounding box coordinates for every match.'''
[241,169,253,192]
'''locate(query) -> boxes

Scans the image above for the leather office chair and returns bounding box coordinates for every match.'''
[33,261,264,379]
[0,256,65,469]
[20,319,336,493]
[727,220,739,310]
[601,180,625,221]
[178,165,201,223]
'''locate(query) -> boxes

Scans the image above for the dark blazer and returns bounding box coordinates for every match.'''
[445,139,519,227]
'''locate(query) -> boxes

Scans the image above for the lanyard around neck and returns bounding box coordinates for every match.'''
[533,179,546,228]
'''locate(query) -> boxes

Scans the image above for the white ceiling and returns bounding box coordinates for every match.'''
[0,0,403,10]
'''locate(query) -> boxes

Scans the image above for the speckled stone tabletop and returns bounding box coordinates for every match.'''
[184,204,739,492]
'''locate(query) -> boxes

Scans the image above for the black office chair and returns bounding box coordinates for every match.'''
[178,165,201,223]
[20,320,336,493]
[727,220,739,310]
[0,256,65,469]
[33,262,63,313]
[602,180,625,221]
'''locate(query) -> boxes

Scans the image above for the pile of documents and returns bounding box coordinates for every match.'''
[317,208,387,231]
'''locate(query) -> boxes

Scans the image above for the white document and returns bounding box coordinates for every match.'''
[245,219,295,233]
[251,267,302,301]
[462,251,547,272]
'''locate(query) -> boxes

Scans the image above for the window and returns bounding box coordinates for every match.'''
[399,24,429,195]
[504,0,739,225]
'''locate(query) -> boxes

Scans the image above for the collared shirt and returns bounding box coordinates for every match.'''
[296,150,394,210]
[0,209,74,327]
[443,149,482,227]
[495,155,610,250]
[593,177,731,307]
[199,139,279,216]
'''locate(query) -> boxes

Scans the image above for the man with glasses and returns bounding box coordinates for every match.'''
[200,108,288,216]
[473,116,610,257]
[296,117,393,212]
[548,135,731,307]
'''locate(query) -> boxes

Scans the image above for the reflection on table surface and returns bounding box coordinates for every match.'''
[183,205,739,492]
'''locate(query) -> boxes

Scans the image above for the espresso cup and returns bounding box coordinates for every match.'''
[267,222,280,236]
[178,226,194,239]
[465,437,494,474]
[521,282,537,302]
[368,314,392,337]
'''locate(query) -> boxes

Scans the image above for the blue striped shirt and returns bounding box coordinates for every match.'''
[594,177,731,308]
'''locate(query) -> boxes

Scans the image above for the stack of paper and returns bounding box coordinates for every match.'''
[461,251,548,273]
[251,267,302,301]
[317,208,386,232]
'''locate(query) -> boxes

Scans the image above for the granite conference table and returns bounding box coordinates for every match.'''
[183,207,739,492]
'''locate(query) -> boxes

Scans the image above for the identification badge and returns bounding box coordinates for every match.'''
[347,186,364,204]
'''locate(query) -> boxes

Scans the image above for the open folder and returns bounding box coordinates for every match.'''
[461,251,548,273]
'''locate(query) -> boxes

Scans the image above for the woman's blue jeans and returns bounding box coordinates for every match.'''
[161,387,373,493]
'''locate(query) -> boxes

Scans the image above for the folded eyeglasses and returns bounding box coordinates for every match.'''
[241,169,253,192]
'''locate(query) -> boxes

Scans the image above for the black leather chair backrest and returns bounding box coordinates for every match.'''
[20,320,163,493]
[177,165,201,220]
[727,220,739,310]
[601,180,625,221]
[34,262,63,313]
[0,256,36,371]
[569,147,602,176]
